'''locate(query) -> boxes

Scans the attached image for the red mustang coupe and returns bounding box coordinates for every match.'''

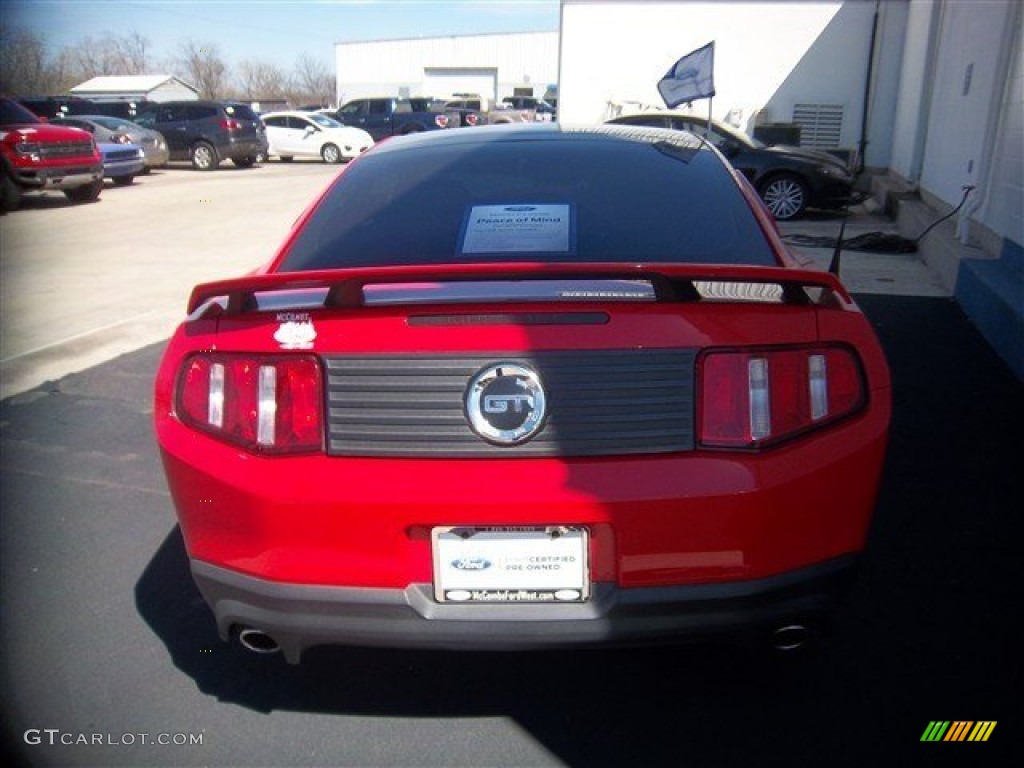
[154,124,890,663]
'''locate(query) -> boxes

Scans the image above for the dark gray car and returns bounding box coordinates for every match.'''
[608,111,855,220]
[134,101,268,170]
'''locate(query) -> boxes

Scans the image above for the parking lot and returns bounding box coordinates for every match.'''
[1,159,1021,767]
[0,160,340,399]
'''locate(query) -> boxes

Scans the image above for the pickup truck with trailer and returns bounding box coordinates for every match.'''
[1,98,104,212]
[326,98,459,141]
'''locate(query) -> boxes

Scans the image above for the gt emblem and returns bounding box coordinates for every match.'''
[483,393,535,414]
[465,363,547,445]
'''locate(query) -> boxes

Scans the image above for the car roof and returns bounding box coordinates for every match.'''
[368,122,708,155]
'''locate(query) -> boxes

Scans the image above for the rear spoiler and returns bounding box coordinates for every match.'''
[186,262,852,318]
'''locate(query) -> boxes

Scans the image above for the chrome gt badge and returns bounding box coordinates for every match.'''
[465,363,547,445]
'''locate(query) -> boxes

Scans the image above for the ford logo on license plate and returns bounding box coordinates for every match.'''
[451,557,492,571]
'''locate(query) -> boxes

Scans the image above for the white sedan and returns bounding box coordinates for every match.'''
[261,111,374,163]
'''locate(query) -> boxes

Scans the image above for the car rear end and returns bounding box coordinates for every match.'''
[134,127,169,169]
[154,125,890,663]
[217,102,268,162]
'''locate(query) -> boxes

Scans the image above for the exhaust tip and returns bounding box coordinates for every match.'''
[237,627,281,654]
[770,624,811,652]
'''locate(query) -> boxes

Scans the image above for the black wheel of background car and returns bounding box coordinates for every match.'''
[759,174,808,221]
[113,175,135,186]
[233,156,257,168]
[321,143,342,164]
[1,170,21,212]
[190,141,218,171]
[63,179,103,204]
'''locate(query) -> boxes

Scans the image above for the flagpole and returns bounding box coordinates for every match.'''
[707,97,713,139]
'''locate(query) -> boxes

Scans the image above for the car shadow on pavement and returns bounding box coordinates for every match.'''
[133,295,1022,766]
[134,524,872,764]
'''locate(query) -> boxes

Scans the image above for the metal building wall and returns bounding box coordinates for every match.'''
[335,32,558,104]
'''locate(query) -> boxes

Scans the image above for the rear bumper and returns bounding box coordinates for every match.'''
[193,555,858,663]
[223,136,268,159]
[142,145,170,168]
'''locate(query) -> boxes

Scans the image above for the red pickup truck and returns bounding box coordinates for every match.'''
[1,98,104,212]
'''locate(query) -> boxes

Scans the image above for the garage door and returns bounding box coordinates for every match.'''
[423,68,497,101]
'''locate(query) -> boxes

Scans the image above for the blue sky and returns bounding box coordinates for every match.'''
[4,0,560,72]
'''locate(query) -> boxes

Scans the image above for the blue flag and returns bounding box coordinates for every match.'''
[657,41,716,108]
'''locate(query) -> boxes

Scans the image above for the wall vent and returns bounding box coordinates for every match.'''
[792,104,844,149]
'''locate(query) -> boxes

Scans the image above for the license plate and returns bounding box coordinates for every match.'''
[432,526,589,603]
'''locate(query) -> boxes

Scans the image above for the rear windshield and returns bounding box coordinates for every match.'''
[224,103,259,121]
[279,131,777,271]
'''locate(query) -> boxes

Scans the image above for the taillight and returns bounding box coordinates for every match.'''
[220,118,241,131]
[435,114,449,129]
[176,354,323,453]
[466,113,479,127]
[698,345,866,448]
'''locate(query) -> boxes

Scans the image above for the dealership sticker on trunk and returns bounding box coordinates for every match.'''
[433,526,589,603]
[273,313,317,349]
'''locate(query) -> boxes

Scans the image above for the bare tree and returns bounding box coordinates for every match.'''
[236,59,290,100]
[66,34,118,77]
[174,40,228,99]
[292,53,335,107]
[0,28,58,95]
[48,31,151,86]
[112,31,150,74]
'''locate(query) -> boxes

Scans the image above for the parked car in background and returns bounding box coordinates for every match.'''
[1,97,103,211]
[325,97,458,141]
[154,124,891,663]
[16,95,104,120]
[97,141,145,186]
[134,100,268,171]
[501,96,556,122]
[607,111,855,220]
[50,115,169,172]
[442,98,482,128]
[260,111,373,163]
[16,95,143,121]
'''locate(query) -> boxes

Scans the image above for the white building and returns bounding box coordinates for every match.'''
[333,31,558,105]
[70,75,199,104]
[560,0,1022,378]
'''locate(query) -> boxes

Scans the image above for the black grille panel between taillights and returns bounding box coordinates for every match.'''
[323,350,696,457]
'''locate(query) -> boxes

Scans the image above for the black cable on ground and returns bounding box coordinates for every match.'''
[782,186,976,254]
[784,231,918,253]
